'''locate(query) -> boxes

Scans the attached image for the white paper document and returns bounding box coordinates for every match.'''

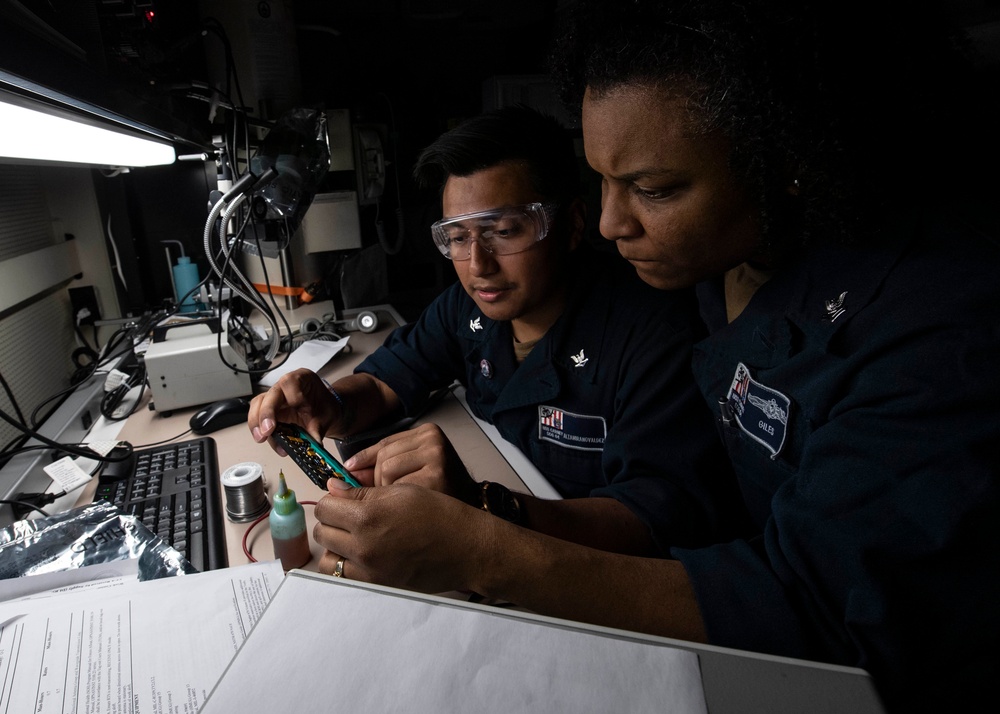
[0,559,284,713]
[43,455,93,492]
[257,337,350,388]
[202,571,709,714]
[0,560,139,603]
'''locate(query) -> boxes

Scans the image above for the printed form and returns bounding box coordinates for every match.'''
[0,559,284,714]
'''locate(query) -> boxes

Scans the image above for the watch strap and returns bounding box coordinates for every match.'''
[479,480,523,524]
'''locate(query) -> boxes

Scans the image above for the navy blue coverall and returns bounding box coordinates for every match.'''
[676,205,1000,713]
[357,248,741,550]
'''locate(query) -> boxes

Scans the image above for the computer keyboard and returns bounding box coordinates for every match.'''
[92,437,228,572]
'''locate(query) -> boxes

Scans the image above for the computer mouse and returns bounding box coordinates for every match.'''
[189,397,251,435]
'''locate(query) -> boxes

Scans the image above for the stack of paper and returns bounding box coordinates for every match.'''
[0,560,283,713]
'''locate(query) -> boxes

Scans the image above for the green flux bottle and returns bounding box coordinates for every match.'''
[269,471,310,570]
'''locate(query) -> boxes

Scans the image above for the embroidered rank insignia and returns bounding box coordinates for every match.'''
[726,362,790,458]
[824,291,847,323]
[537,405,606,451]
[570,349,588,367]
[470,317,483,332]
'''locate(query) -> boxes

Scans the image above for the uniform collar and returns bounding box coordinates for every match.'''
[700,218,914,367]
[453,247,610,385]
[457,249,612,414]
[780,225,909,345]
[533,247,610,384]
[455,296,499,345]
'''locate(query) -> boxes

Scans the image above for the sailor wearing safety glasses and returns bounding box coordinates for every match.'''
[251,105,745,558]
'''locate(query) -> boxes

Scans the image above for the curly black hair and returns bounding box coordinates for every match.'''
[549,0,997,250]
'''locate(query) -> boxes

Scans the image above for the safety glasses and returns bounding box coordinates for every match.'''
[430,202,558,260]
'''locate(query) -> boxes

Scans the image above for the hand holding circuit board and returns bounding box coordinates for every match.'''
[271,422,361,489]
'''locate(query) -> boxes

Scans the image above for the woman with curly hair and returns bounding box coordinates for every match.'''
[312,2,999,710]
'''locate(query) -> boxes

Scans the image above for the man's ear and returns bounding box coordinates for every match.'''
[566,198,587,251]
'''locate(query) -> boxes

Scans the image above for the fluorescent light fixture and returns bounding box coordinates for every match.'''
[0,89,175,167]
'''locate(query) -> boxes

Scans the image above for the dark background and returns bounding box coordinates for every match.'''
[3,0,999,320]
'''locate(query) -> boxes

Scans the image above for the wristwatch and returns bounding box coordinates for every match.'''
[479,481,523,524]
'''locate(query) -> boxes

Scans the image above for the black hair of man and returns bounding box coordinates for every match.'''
[412,104,581,207]
[548,0,1000,252]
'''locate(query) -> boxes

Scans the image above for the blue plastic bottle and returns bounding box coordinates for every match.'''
[172,255,201,313]
[269,471,310,570]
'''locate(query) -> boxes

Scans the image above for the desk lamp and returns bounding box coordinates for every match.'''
[0,76,176,168]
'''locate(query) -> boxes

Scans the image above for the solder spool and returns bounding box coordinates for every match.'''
[221,462,270,523]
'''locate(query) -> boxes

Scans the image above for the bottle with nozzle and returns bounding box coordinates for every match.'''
[269,470,311,570]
